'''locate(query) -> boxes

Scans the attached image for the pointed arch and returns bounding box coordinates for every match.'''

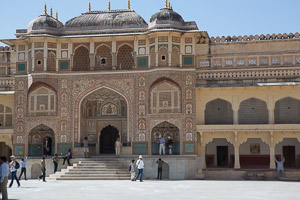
[95,44,112,70]
[171,46,180,66]
[117,44,134,70]
[238,98,268,124]
[158,46,169,66]
[35,51,44,71]
[205,98,233,124]
[73,45,90,71]
[275,97,300,124]
[47,51,56,71]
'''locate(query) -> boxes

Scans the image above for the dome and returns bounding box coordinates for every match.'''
[27,14,63,32]
[149,8,184,27]
[65,10,148,30]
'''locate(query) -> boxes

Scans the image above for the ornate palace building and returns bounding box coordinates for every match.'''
[1,1,300,178]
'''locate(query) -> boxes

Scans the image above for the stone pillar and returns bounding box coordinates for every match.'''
[268,95,275,124]
[233,96,239,124]
[112,53,117,69]
[56,42,61,72]
[90,40,95,70]
[270,132,276,169]
[234,132,240,169]
[44,41,48,71]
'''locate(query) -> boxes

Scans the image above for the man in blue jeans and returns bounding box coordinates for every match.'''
[9,155,20,188]
[135,155,144,182]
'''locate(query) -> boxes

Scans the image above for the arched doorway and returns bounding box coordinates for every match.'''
[100,125,119,154]
[151,121,180,155]
[28,124,55,156]
[80,88,128,155]
[0,142,12,159]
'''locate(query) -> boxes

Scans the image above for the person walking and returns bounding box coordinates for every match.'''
[8,155,20,188]
[159,135,166,155]
[156,158,165,180]
[167,136,174,155]
[52,154,59,173]
[62,149,72,166]
[38,156,46,182]
[135,155,144,182]
[83,137,89,158]
[18,155,28,181]
[275,156,285,180]
[129,159,135,181]
[115,138,121,157]
[0,156,10,200]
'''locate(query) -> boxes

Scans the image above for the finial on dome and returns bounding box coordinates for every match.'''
[171,5,173,9]
[165,0,168,8]
[108,0,111,10]
[168,2,171,9]
[44,3,47,15]
[88,1,91,12]
[50,7,53,17]
[128,0,130,10]
[56,11,58,20]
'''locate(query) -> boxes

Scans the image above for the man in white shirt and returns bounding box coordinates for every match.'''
[134,155,144,182]
[19,155,28,180]
[8,155,20,188]
[0,156,10,200]
[275,156,285,180]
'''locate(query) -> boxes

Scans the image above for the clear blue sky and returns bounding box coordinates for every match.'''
[0,0,299,46]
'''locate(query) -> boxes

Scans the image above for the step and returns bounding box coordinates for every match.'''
[61,174,130,177]
[56,177,130,180]
[66,171,129,174]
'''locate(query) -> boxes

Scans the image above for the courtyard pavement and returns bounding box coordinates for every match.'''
[6,180,300,200]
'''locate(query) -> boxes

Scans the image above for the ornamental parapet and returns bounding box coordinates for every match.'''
[197,67,300,80]
[0,77,15,88]
[210,32,300,43]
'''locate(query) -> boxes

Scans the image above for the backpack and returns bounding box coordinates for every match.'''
[15,161,20,169]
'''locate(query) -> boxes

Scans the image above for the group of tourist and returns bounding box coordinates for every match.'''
[128,156,166,182]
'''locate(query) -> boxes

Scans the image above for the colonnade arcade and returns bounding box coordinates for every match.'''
[197,131,300,169]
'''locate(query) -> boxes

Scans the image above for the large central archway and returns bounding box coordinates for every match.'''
[80,88,128,155]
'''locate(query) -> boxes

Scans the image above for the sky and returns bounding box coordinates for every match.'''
[0,0,300,46]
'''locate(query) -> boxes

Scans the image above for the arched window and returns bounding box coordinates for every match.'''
[171,46,180,66]
[47,52,56,71]
[29,87,56,116]
[35,52,44,71]
[0,104,12,127]
[238,98,268,124]
[73,46,90,71]
[117,44,134,70]
[205,99,233,124]
[150,47,156,67]
[150,81,181,114]
[275,97,300,124]
[158,46,169,67]
[95,45,112,70]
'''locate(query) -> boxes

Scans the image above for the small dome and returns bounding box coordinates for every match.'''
[149,8,184,27]
[65,10,148,30]
[27,14,63,32]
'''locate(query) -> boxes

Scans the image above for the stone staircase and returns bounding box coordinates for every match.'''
[48,158,131,180]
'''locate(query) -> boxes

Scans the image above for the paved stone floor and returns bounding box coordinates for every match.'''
[6,180,300,200]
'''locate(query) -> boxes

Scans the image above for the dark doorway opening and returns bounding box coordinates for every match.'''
[283,146,296,168]
[43,136,53,156]
[217,146,228,167]
[100,125,119,154]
